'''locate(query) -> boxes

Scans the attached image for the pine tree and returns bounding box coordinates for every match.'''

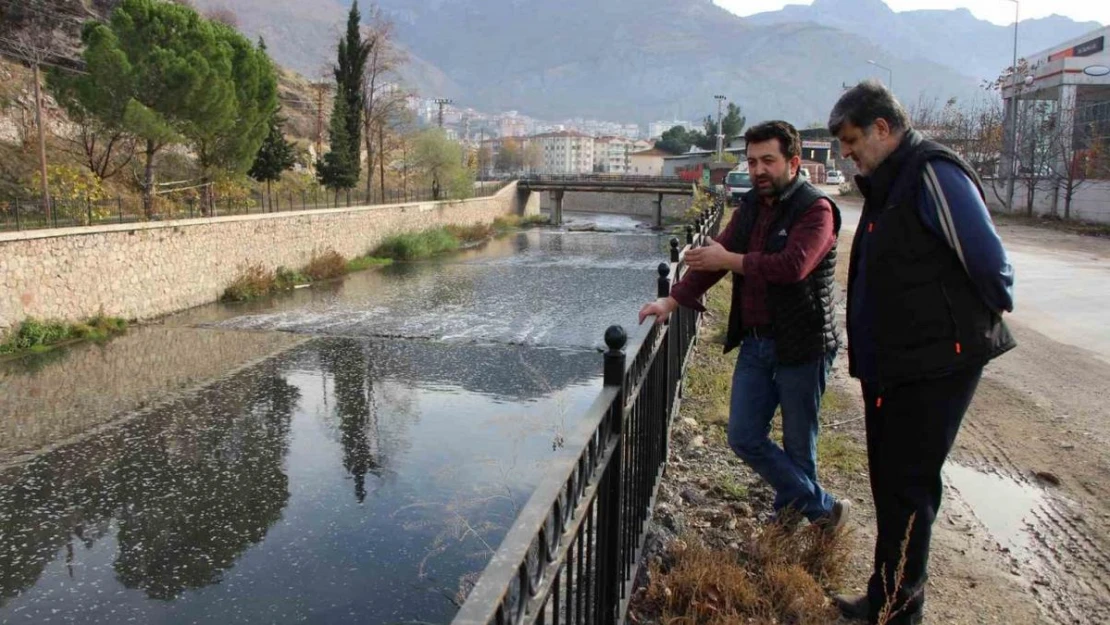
[317,94,358,196]
[249,115,297,211]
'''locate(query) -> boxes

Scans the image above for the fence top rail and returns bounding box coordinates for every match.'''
[518,174,691,185]
[451,320,659,625]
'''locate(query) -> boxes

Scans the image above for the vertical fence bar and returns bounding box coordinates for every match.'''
[597,325,626,625]
[14,200,21,230]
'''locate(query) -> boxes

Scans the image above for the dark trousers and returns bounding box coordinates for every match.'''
[861,367,983,623]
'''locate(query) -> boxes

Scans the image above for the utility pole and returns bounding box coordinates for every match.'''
[867,60,893,93]
[313,78,330,159]
[31,62,49,218]
[434,98,453,129]
[1004,0,1020,213]
[714,95,726,163]
[5,3,54,219]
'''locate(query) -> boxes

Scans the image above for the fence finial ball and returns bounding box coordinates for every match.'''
[670,237,680,250]
[657,262,671,279]
[604,325,627,352]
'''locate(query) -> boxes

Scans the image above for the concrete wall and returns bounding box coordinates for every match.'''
[0,184,538,328]
[984,178,1110,224]
[539,191,690,220]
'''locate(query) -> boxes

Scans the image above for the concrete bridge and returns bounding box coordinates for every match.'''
[518,174,699,227]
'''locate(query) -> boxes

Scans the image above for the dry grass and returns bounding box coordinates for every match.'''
[303,250,349,282]
[222,264,276,302]
[642,524,848,625]
[445,223,495,244]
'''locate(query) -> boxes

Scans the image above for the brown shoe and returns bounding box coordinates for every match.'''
[817,498,851,533]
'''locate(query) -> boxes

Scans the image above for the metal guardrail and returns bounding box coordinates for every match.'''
[452,197,724,625]
[0,182,513,233]
[518,174,693,187]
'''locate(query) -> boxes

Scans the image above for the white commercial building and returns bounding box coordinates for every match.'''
[999,25,1110,223]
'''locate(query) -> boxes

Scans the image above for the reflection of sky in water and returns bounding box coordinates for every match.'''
[0,339,601,624]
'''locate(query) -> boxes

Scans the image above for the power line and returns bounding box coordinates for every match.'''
[0,47,89,75]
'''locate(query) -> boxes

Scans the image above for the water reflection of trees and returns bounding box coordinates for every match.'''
[320,341,383,503]
[0,363,298,605]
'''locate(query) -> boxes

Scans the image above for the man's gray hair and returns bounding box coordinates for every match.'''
[828,80,911,136]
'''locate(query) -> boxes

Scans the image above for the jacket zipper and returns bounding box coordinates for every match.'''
[940,284,962,355]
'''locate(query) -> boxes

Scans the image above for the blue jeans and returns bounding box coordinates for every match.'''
[727,337,836,522]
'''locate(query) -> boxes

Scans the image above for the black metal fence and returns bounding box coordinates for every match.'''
[452,197,724,625]
[0,182,512,233]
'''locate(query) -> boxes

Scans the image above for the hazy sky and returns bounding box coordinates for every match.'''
[714,0,1110,27]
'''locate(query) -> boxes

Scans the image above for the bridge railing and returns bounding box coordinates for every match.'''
[451,197,725,625]
[518,173,692,186]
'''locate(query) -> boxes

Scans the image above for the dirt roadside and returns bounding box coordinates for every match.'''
[631,203,1110,624]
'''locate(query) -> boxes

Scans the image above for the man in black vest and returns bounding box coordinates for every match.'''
[639,120,849,531]
[828,81,1016,625]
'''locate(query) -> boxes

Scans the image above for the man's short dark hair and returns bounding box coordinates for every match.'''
[828,79,911,136]
[744,120,801,160]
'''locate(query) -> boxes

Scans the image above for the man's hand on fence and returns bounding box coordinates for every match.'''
[639,297,678,325]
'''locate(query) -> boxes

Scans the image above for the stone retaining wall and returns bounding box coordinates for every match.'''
[0,184,538,328]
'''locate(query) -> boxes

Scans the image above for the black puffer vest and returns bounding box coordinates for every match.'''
[724,177,842,365]
[849,131,1016,386]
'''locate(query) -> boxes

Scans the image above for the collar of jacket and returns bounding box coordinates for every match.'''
[757,172,808,209]
[855,129,922,207]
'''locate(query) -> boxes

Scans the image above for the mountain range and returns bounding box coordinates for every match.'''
[156,0,1109,126]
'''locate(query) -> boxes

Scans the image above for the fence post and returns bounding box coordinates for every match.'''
[87,196,93,225]
[52,198,58,228]
[598,325,627,625]
[670,237,680,263]
[657,262,671,299]
[685,225,693,246]
[118,197,123,223]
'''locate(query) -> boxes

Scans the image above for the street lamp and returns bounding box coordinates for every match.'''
[714,95,726,163]
[867,60,892,92]
[1004,0,1020,212]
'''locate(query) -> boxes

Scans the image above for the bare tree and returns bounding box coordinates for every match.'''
[205,6,240,29]
[361,7,409,201]
[0,0,60,216]
[1045,104,1110,220]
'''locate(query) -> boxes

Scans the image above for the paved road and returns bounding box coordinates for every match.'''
[836,197,1110,364]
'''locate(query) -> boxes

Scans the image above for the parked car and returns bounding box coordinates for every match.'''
[826,169,845,185]
[725,169,752,204]
[799,167,811,182]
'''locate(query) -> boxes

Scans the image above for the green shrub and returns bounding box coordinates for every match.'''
[372,228,460,260]
[274,266,309,290]
[0,315,128,355]
[346,256,393,272]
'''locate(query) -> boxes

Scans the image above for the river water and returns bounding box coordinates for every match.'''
[0,212,673,624]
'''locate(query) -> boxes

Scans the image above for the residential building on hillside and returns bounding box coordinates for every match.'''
[533,131,595,174]
[629,148,671,176]
[593,136,634,173]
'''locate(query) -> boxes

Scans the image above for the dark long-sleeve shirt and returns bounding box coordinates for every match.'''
[669,198,836,326]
